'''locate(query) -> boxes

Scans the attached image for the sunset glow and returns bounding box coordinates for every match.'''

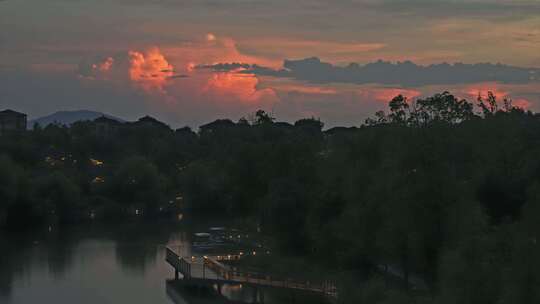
[371,88,422,103]
[464,83,532,109]
[466,84,509,101]
[128,48,174,94]
[1,0,539,126]
[93,57,114,72]
[203,72,277,104]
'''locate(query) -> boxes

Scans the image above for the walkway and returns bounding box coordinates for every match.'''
[165,247,338,299]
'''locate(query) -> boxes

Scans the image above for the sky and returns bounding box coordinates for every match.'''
[1,0,539,128]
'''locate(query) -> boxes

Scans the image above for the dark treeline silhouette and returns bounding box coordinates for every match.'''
[1,91,540,303]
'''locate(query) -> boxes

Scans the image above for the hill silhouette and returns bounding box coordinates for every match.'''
[29,110,124,128]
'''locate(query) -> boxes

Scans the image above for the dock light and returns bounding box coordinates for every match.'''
[90,158,104,166]
[252,251,256,256]
[239,252,244,255]
[227,255,231,259]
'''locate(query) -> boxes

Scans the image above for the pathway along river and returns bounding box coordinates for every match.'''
[0,219,329,304]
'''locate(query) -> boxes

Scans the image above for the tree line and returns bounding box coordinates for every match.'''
[1,92,540,303]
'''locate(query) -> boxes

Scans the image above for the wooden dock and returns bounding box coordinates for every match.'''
[165,247,338,301]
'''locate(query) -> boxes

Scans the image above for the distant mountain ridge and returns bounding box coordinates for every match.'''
[29,110,125,128]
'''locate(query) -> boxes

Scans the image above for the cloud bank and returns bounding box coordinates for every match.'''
[2,0,539,129]
[199,57,540,87]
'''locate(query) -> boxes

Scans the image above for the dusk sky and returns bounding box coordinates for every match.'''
[1,0,539,127]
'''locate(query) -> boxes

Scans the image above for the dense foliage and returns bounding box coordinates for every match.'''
[1,92,540,303]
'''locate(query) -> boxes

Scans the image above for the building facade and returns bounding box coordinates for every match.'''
[0,110,27,135]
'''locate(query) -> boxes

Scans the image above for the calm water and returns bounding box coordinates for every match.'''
[0,220,326,304]
[0,221,186,304]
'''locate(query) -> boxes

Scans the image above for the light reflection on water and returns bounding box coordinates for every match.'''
[0,221,327,304]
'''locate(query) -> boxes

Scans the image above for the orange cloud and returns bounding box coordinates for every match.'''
[75,33,538,125]
[513,98,531,109]
[465,83,509,100]
[128,47,174,94]
[77,57,115,80]
[203,72,277,104]
[163,35,281,71]
[462,82,532,109]
[93,57,114,72]
[78,42,282,108]
[420,82,538,111]
[258,78,338,95]
[206,33,217,42]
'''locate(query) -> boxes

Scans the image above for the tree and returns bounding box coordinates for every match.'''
[365,92,475,126]
[0,155,21,225]
[108,156,165,215]
[477,91,498,117]
[388,95,410,124]
[295,117,324,133]
[365,110,388,126]
[502,183,540,303]
[238,117,250,125]
[32,172,81,223]
[254,110,275,125]
[412,92,475,125]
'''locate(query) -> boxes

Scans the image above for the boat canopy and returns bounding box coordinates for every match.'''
[209,227,226,231]
[194,232,211,237]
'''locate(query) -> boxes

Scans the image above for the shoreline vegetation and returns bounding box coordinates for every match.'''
[2,91,540,303]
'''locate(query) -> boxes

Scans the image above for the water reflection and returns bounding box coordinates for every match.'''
[165,280,265,304]
[112,223,169,274]
[44,232,77,279]
[0,220,327,304]
[115,242,158,274]
[0,222,185,304]
[166,280,235,304]
[0,234,25,300]
[165,279,330,304]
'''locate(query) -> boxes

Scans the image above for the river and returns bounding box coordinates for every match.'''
[0,219,328,304]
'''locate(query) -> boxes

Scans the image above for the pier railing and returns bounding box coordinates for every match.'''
[165,247,337,297]
[166,247,191,279]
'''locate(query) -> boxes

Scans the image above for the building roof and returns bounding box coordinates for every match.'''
[136,115,162,124]
[324,126,358,135]
[0,109,27,117]
[199,119,236,130]
[132,115,171,129]
[94,115,122,124]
